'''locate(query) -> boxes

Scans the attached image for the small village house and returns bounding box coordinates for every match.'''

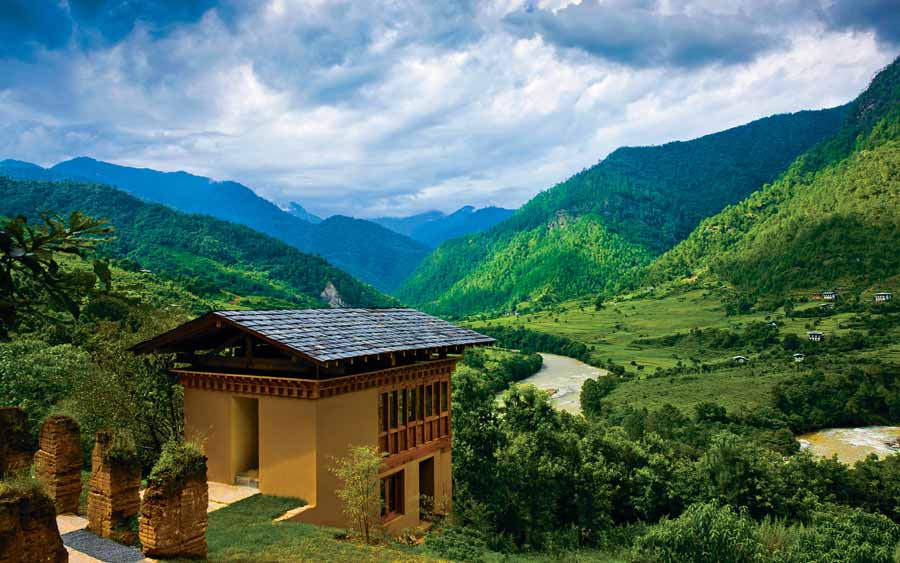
[875,292,893,302]
[811,291,838,301]
[807,331,824,342]
[131,308,493,531]
[793,353,805,362]
[732,355,750,364]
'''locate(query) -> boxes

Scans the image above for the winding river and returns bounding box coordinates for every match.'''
[798,426,900,464]
[518,353,608,414]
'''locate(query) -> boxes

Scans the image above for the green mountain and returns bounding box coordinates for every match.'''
[644,56,900,301]
[373,206,515,248]
[0,158,427,293]
[398,105,848,317]
[0,177,394,309]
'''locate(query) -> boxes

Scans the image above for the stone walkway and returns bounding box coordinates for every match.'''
[57,482,259,562]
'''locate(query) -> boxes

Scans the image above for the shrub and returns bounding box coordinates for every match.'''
[425,524,488,562]
[633,502,765,563]
[145,440,206,495]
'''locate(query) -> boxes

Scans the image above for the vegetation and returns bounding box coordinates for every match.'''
[400,106,847,317]
[0,157,429,292]
[330,445,385,544]
[145,439,207,494]
[0,178,394,309]
[643,57,900,302]
[0,212,112,338]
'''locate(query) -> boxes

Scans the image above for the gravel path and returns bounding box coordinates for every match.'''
[62,530,146,563]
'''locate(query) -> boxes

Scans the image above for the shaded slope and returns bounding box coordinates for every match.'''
[0,177,394,308]
[0,158,427,292]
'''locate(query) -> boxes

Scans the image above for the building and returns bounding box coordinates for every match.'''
[130,308,493,531]
[807,331,824,342]
[793,353,805,362]
[811,291,837,301]
[875,292,893,303]
[732,355,750,364]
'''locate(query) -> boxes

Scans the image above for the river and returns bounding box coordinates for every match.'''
[797,426,900,464]
[517,353,608,414]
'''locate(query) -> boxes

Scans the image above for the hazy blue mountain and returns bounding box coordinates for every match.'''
[373,205,515,247]
[286,202,323,224]
[0,157,427,293]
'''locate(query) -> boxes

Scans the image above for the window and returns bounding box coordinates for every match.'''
[425,385,433,417]
[381,471,404,517]
[440,382,449,412]
[389,391,398,429]
[408,387,417,421]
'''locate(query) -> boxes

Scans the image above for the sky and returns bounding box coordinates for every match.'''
[0,1,898,218]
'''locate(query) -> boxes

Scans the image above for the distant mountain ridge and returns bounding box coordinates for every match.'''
[0,157,427,293]
[398,104,850,317]
[373,206,515,247]
[0,176,394,309]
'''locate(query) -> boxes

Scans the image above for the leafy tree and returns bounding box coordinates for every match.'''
[330,445,384,544]
[0,212,111,337]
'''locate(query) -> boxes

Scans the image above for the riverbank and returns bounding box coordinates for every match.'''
[518,353,608,414]
[798,426,900,464]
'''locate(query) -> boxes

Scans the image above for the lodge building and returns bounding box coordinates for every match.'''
[131,308,493,531]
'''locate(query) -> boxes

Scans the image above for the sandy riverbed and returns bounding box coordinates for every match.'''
[517,353,608,414]
[797,426,900,464]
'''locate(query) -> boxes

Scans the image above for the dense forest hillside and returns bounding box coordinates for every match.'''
[373,205,515,247]
[644,57,900,302]
[0,177,394,309]
[399,105,848,316]
[0,158,427,292]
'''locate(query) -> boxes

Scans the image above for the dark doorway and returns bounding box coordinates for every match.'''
[232,397,259,487]
[419,457,435,517]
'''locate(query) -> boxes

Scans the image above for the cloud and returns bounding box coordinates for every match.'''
[503,0,900,69]
[0,0,896,218]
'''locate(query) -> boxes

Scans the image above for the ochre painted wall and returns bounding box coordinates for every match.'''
[257,395,317,504]
[184,382,453,532]
[184,387,231,484]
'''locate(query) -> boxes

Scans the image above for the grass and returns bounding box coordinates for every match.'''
[198,495,440,563]
[468,282,898,415]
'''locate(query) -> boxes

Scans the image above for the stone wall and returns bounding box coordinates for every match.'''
[87,431,141,545]
[139,474,208,559]
[34,416,83,514]
[0,407,33,477]
[0,485,68,563]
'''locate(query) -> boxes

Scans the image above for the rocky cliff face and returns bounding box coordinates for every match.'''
[320,281,348,308]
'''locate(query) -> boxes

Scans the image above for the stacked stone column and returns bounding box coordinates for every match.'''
[34,416,83,514]
[139,464,208,558]
[0,484,68,563]
[87,430,141,545]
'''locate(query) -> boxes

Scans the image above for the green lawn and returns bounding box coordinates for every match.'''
[195,495,630,563]
[198,495,438,563]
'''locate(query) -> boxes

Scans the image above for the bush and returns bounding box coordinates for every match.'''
[775,507,900,563]
[145,440,206,494]
[633,502,764,563]
[425,524,489,562]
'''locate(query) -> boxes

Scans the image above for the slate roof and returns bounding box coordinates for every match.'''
[132,308,494,363]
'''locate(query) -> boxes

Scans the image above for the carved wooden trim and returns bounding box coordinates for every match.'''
[174,358,460,400]
[381,437,450,471]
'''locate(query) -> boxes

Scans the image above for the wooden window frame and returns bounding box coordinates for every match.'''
[378,373,451,458]
[381,470,404,519]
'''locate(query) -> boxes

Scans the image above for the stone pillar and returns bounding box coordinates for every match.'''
[0,484,68,563]
[0,407,33,477]
[139,472,208,559]
[87,431,141,545]
[34,416,83,514]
